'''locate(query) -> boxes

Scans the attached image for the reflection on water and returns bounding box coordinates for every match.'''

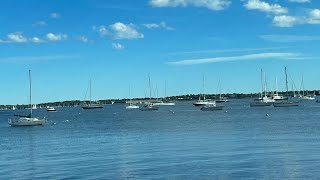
[1,99,320,179]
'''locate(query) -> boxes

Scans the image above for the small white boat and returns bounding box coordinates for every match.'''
[201,104,224,111]
[215,98,229,103]
[47,107,57,112]
[299,95,315,100]
[126,104,139,109]
[250,96,274,107]
[193,99,216,106]
[140,74,160,111]
[160,101,176,106]
[9,116,46,126]
[82,80,104,110]
[8,70,46,126]
[140,103,160,111]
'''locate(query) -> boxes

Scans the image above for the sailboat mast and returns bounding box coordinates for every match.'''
[285,67,289,95]
[203,74,205,100]
[165,81,167,99]
[148,74,152,101]
[260,69,263,98]
[90,79,92,105]
[264,72,267,97]
[29,70,32,116]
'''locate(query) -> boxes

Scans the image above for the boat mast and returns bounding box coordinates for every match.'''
[148,74,152,101]
[203,74,205,101]
[264,72,267,97]
[285,67,289,96]
[29,70,32,116]
[260,69,263,98]
[165,80,167,99]
[90,79,92,105]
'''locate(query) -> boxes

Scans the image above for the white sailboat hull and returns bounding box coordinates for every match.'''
[9,117,46,126]
[140,104,160,111]
[126,105,139,109]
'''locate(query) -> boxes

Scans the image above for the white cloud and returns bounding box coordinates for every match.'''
[150,0,231,11]
[46,33,68,42]
[307,9,320,24]
[244,0,288,15]
[7,32,28,43]
[50,13,61,19]
[109,22,144,39]
[0,55,79,63]
[273,15,298,27]
[166,47,291,55]
[30,37,44,43]
[288,0,310,3]
[33,21,48,27]
[78,36,89,43]
[260,35,320,42]
[112,42,125,50]
[168,52,299,65]
[143,21,175,30]
[0,32,45,43]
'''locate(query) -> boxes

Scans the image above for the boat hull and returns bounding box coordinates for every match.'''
[250,102,273,107]
[201,105,224,111]
[140,105,160,111]
[82,106,104,109]
[8,117,46,126]
[216,100,229,103]
[273,102,299,107]
[126,105,139,109]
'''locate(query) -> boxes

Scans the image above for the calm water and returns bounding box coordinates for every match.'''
[1,99,320,179]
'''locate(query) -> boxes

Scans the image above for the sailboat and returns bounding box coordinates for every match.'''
[158,81,175,106]
[193,75,215,106]
[271,77,286,101]
[298,74,315,100]
[8,70,46,126]
[140,74,160,111]
[250,69,274,107]
[82,80,104,109]
[126,86,139,109]
[215,80,229,103]
[274,67,300,107]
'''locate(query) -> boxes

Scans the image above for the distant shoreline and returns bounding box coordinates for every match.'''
[1,90,318,109]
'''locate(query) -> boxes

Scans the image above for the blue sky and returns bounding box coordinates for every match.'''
[0,0,320,104]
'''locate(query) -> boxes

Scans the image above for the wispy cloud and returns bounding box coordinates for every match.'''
[0,32,44,44]
[0,32,68,43]
[166,47,291,56]
[168,52,300,65]
[259,35,320,42]
[150,0,231,11]
[288,0,310,3]
[45,33,68,42]
[112,42,125,50]
[93,22,144,40]
[143,21,175,30]
[77,36,89,43]
[50,13,61,19]
[244,0,288,15]
[32,21,48,27]
[0,55,79,63]
[110,22,144,39]
[272,15,298,27]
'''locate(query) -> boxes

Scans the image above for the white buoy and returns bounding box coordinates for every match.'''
[266,114,269,117]
[225,111,228,113]
[65,120,69,122]
[52,122,56,125]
